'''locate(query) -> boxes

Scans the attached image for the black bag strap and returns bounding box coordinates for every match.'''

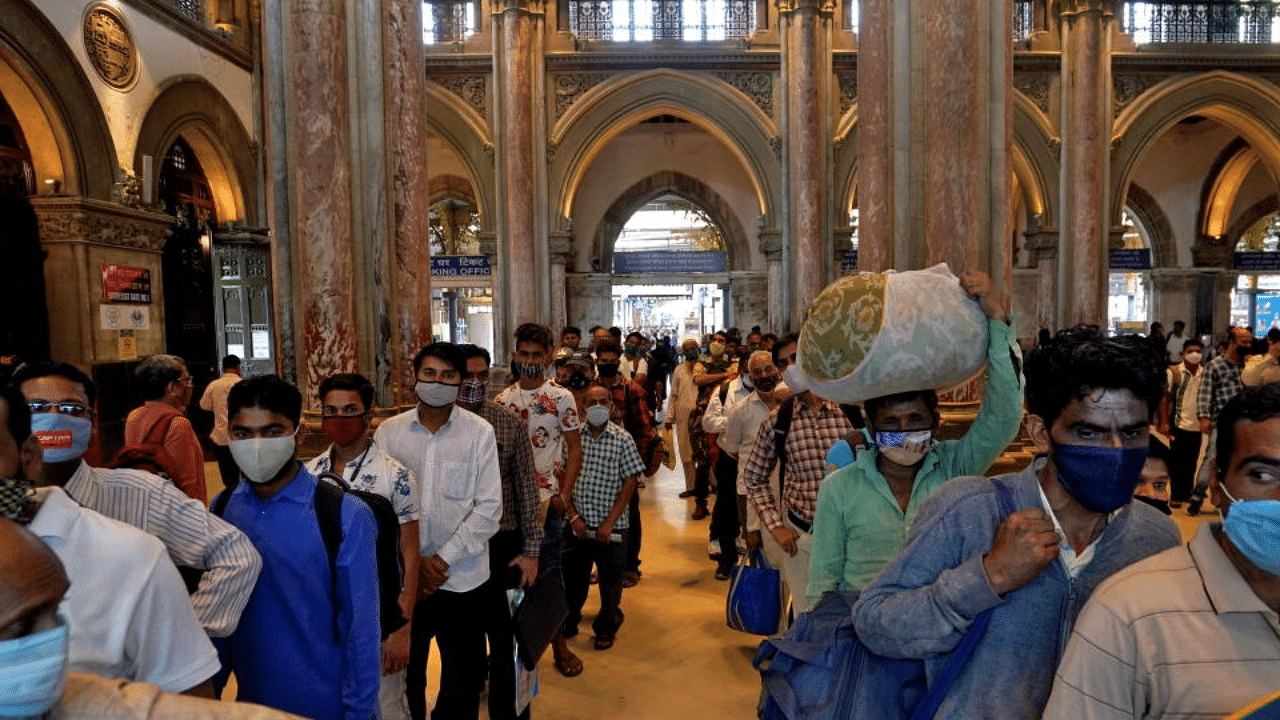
[772,395,797,505]
[314,475,347,644]
[718,381,730,406]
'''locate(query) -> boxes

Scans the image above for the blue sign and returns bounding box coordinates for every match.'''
[431,255,491,278]
[613,251,726,274]
[840,249,859,272]
[1235,252,1280,271]
[1256,292,1280,333]
[1109,249,1151,270]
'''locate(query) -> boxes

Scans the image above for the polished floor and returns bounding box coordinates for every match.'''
[207,452,1215,720]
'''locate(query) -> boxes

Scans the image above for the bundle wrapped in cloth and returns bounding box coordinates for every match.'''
[798,264,988,404]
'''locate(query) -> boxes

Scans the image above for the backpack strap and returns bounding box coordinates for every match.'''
[718,381,730,406]
[772,395,797,511]
[313,477,346,644]
[210,489,230,517]
[143,411,179,446]
[907,477,1019,720]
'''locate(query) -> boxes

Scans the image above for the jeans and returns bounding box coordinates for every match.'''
[562,527,628,639]
[406,585,488,720]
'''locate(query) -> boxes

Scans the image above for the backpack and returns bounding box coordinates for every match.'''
[109,412,182,480]
[753,479,1017,720]
[213,471,407,642]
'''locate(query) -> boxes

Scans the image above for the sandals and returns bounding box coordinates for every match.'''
[593,635,615,651]
[554,650,584,677]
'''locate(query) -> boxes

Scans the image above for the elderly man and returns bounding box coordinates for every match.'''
[0,383,219,696]
[852,328,1181,719]
[1043,383,1280,720]
[13,361,262,639]
[124,354,206,502]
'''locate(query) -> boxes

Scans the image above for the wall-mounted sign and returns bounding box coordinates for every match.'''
[118,329,137,360]
[1235,252,1280,272]
[1255,292,1280,333]
[83,4,138,91]
[840,249,859,273]
[100,304,150,330]
[102,265,151,304]
[1109,249,1151,270]
[613,251,727,274]
[431,255,492,277]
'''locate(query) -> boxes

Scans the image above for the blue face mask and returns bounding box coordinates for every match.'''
[0,618,70,717]
[1052,442,1148,513]
[1220,484,1280,578]
[30,413,93,464]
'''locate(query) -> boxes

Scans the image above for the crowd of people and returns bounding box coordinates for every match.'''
[1,275,1278,720]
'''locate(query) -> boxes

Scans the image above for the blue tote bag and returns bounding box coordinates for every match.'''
[727,550,783,635]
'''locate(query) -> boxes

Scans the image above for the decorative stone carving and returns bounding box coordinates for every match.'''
[546,141,559,163]
[1059,0,1116,15]
[1048,136,1063,158]
[1113,74,1163,117]
[430,75,487,113]
[776,0,836,14]
[549,232,574,264]
[111,167,142,209]
[714,72,775,117]
[30,196,172,252]
[83,4,138,90]
[838,71,857,116]
[483,142,495,164]
[769,136,782,159]
[1014,73,1051,114]
[553,73,610,120]
[758,228,783,259]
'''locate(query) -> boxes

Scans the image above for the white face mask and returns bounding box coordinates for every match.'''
[1184,351,1203,365]
[230,430,299,484]
[416,380,460,408]
[782,363,810,394]
[875,430,935,467]
[585,404,611,427]
[0,618,69,718]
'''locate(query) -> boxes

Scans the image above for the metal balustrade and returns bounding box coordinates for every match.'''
[1121,1,1280,44]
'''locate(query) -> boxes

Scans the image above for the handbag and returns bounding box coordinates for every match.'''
[661,424,677,470]
[512,566,569,671]
[727,550,782,635]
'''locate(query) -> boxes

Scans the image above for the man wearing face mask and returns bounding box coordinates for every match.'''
[0,515,302,720]
[852,328,1181,720]
[375,343,502,720]
[13,361,261,640]
[1192,326,1255,515]
[123,354,207,503]
[215,374,380,720]
[0,383,220,698]
[305,373,419,720]
[1161,338,1204,508]
[807,270,1024,605]
[1044,383,1280,720]
[688,332,738,519]
[666,337,702,499]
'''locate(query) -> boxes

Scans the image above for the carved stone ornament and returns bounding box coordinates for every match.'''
[554,73,610,120]
[430,75,487,113]
[838,71,857,115]
[1113,74,1163,118]
[714,72,775,117]
[83,4,139,90]
[769,135,782,159]
[112,167,142,209]
[1013,73,1051,115]
[30,196,173,253]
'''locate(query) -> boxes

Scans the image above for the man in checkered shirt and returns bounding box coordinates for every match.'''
[743,333,856,616]
[562,385,645,651]
[1190,326,1253,514]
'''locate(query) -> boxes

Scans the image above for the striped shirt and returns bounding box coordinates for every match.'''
[1044,522,1280,720]
[575,422,645,529]
[63,461,262,638]
[468,400,544,556]
[743,397,854,529]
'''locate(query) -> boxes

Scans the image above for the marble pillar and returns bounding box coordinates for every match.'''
[856,0,1012,288]
[779,0,834,326]
[1057,0,1113,327]
[729,272,770,332]
[1150,269,1203,335]
[549,230,573,336]
[759,228,786,332]
[565,273,613,332]
[288,0,357,405]
[1024,225,1059,334]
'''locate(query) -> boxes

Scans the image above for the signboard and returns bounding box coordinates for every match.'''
[840,249,859,273]
[1109,249,1151,270]
[1235,252,1280,272]
[613,251,726,274]
[117,329,137,360]
[99,304,150,330]
[431,255,491,278]
[1255,292,1280,333]
[101,264,151,304]
[1116,321,1147,334]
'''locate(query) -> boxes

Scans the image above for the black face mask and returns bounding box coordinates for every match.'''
[753,375,779,393]
[596,363,620,379]
[563,372,591,391]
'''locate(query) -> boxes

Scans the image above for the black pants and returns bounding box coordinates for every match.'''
[710,454,740,570]
[693,461,712,508]
[625,490,642,574]
[406,585,489,720]
[485,530,529,720]
[213,443,239,490]
[562,528,627,639]
[1169,427,1201,503]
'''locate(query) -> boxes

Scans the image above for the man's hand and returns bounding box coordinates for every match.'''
[419,554,449,591]
[510,554,539,588]
[982,508,1059,596]
[382,624,411,675]
[570,516,590,539]
[550,495,566,515]
[1200,418,1211,434]
[769,525,800,556]
[595,520,614,544]
[959,270,1009,323]
[743,530,762,551]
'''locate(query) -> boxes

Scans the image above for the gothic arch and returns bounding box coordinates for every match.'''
[1223,195,1279,252]
[425,82,494,230]
[591,171,750,274]
[1124,183,1176,268]
[549,69,781,226]
[0,0,116,199]
[1111,71,1280,229]
[134,77,257,223]
[835,108,859,216]
[428,174,478,207]
[1012,90,1059,228]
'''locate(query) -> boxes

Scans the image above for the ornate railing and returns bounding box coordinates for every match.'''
[1013,0,1035,40]
[423,1,478,44]
[568,0,756,41]
[170,0,204,22]
[1120,1,1280,43]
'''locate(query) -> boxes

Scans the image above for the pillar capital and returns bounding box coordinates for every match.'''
[776,0,835,17]
[1059,0,1116,19]
[477,231,498,259]
[491,0,545,16]
[549,231,573,265]
[1022,226,1060,261]
[758,227,783,261]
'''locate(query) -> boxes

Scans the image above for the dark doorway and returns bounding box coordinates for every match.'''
[0,91,49,364]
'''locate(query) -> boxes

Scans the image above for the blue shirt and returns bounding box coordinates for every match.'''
[217,465,380,720]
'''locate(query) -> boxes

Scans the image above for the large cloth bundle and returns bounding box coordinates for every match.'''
[798,264,987,404]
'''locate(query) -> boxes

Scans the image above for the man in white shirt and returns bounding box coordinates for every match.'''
[14,361,261,638]
[374,342,501,720]
[0,383,220,696]
[1160,339,1204,507]
[308,372,419,720]
[199,354,242,489]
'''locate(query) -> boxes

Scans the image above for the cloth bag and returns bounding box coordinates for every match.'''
[727,550,782,635]
[798,263,988,403]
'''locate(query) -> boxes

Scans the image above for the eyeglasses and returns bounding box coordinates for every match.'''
[26,400,91,417]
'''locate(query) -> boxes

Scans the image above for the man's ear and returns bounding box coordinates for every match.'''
[20,434,44,485]
[1026,414,1051,455]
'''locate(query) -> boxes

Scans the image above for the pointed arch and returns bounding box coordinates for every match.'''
[1012,90,1059,228]
[425,82,495,230]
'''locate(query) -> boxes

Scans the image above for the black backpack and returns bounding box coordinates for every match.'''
[213,471,406,642]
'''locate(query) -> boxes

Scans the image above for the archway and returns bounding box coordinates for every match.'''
[0,89,48,360]
[427,174,493,349]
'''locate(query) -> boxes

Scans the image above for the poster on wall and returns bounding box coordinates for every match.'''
[99,304,150,330]
[101,264,152,304]
[1254,292,1280,333]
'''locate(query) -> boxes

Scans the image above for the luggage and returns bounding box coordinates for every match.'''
[726,550,782,635]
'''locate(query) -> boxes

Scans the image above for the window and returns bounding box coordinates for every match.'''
[1108,210,1151,335]
[1121,0,1280,44]
[1231,212,1280,329]
[423,1,478,44]
[568,0,755,41]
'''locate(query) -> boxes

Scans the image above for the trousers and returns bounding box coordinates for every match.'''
[406,585,489,720]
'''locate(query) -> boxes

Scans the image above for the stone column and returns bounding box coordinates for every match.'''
[286,0,358,405]
[1024,225,1060,333]
[565,273,613,332]
[1057,0,1114,327]
[1150,269,1202,337]
[549,230,573,335]
[779,0,834,326]
[729,272,770,332]
[759,228,786,332]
